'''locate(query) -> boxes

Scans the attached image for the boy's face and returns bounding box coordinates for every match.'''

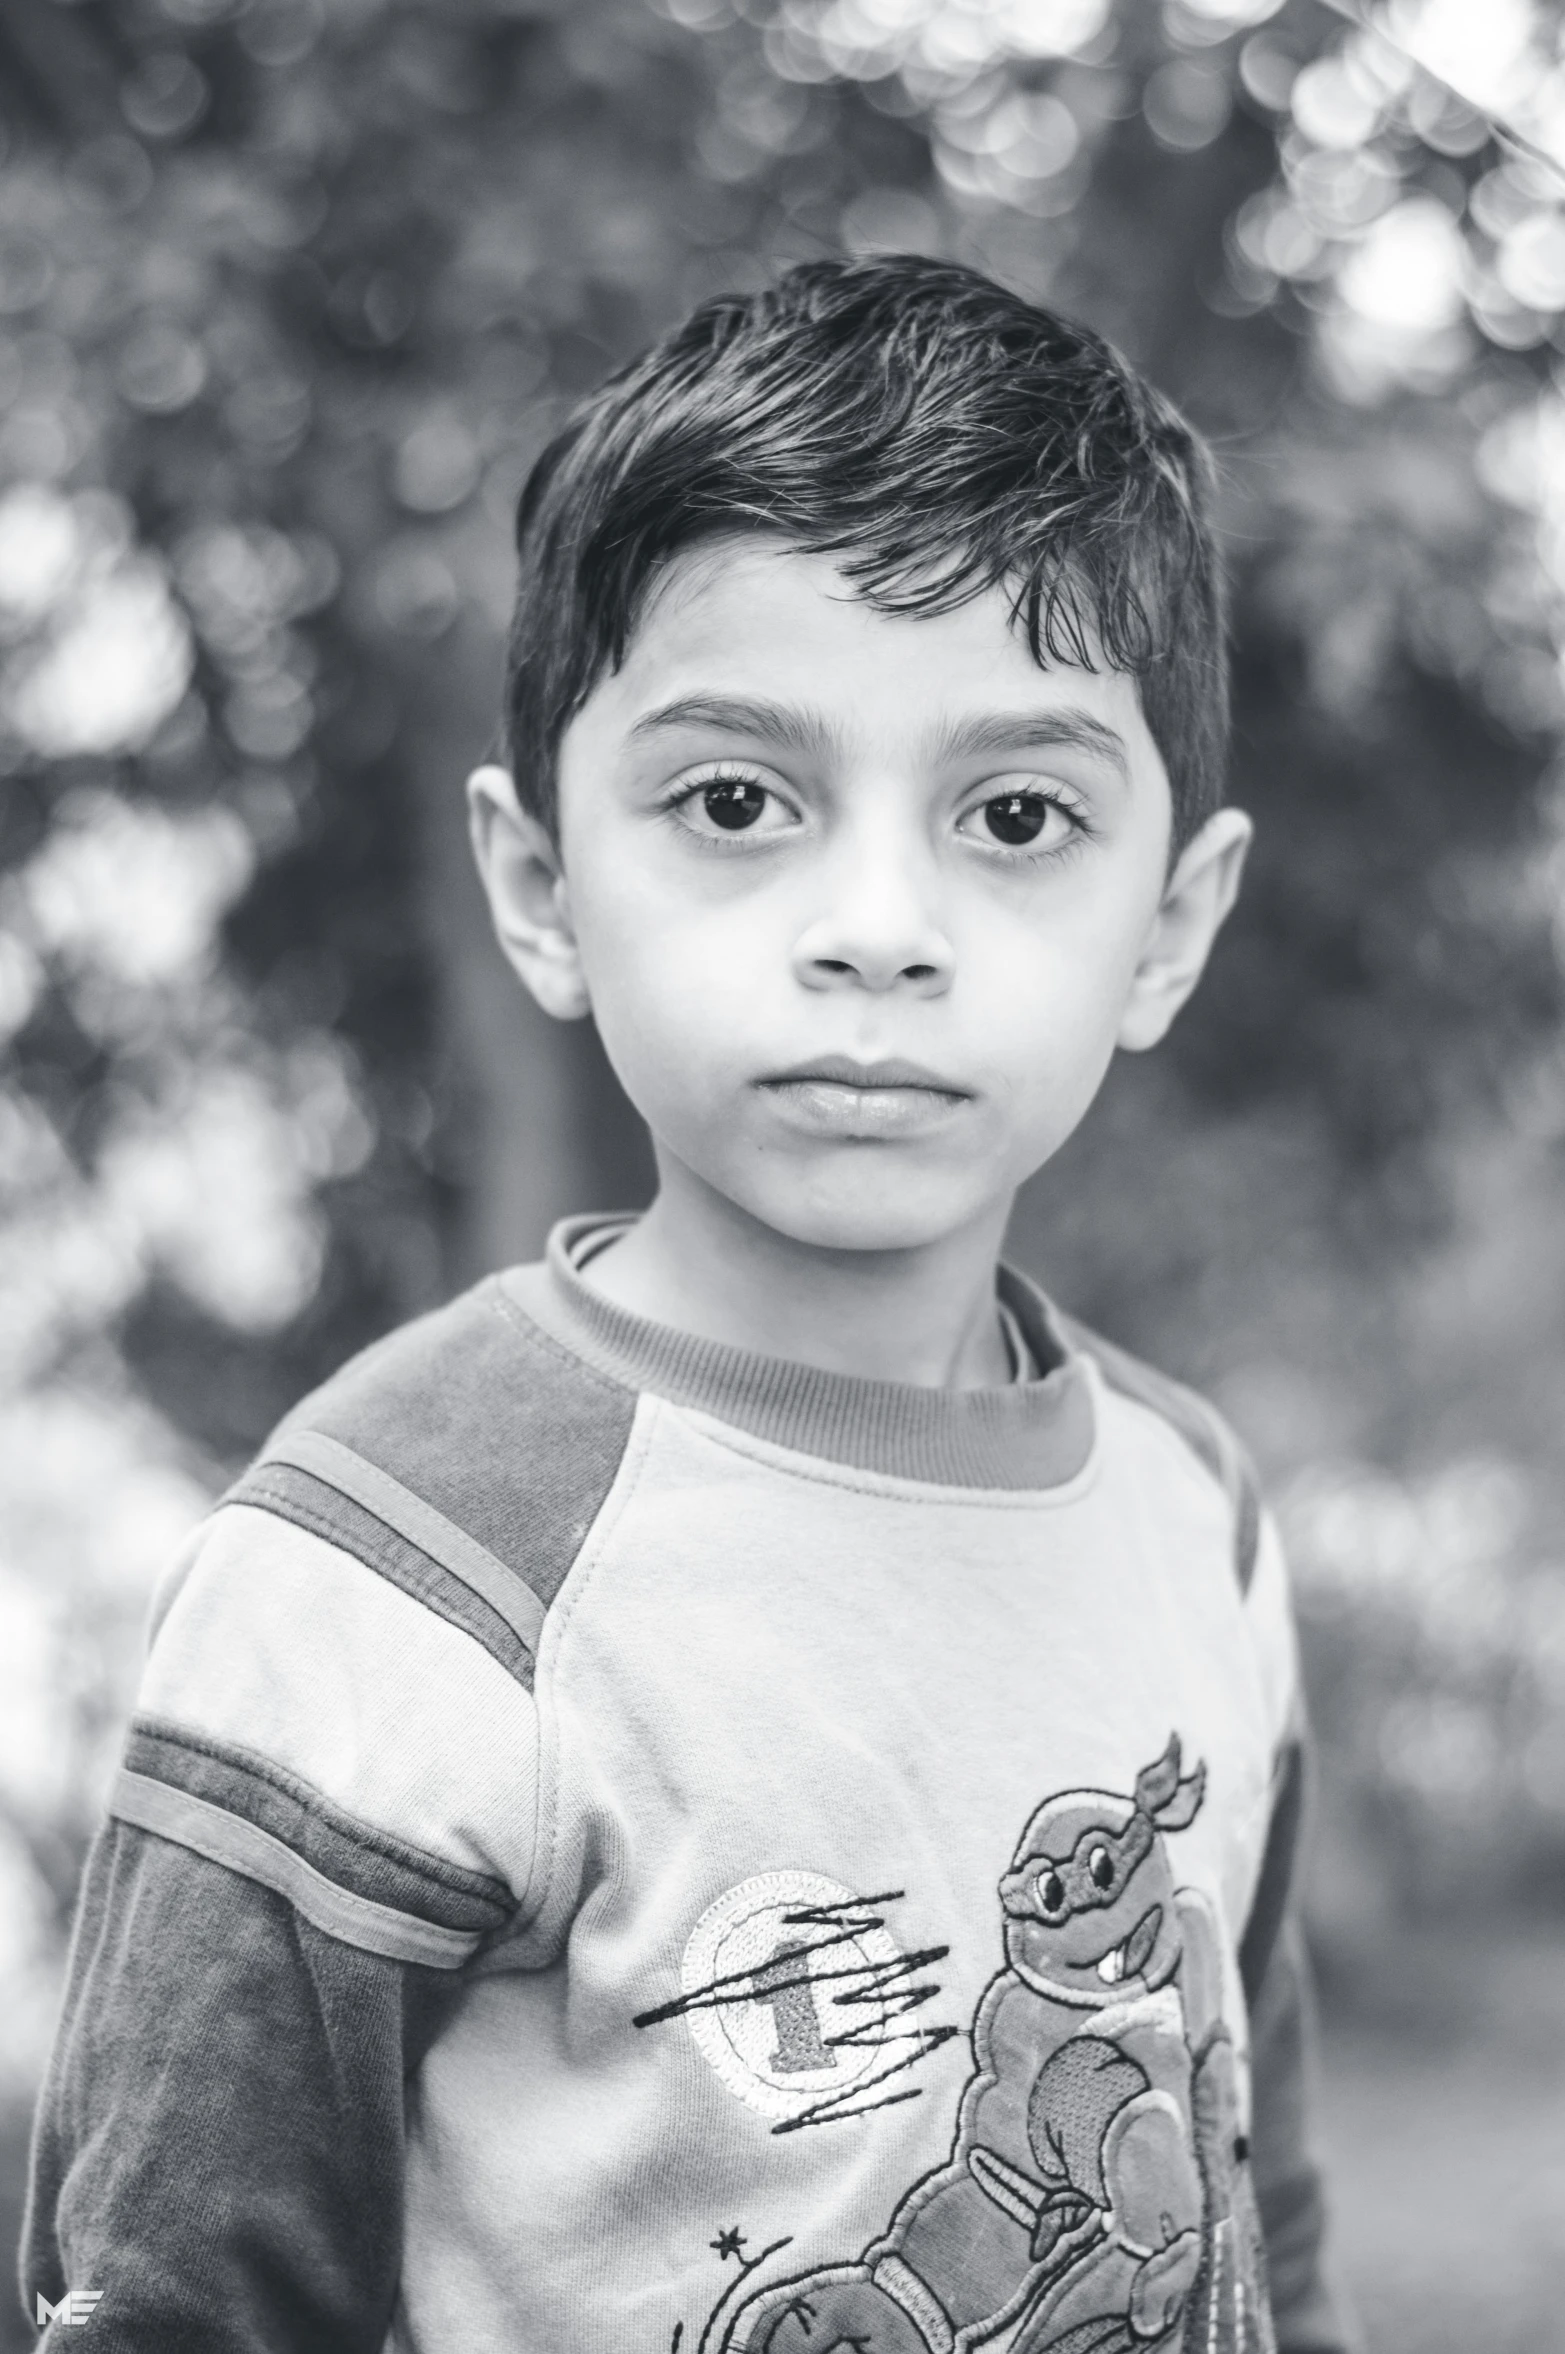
[474,539,1247,1256]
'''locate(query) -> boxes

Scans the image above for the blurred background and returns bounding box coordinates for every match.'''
[2,0,1564,2341]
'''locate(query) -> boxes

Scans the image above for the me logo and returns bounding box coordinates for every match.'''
[35,2289,103,2327]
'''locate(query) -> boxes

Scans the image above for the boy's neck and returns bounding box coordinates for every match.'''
[578,1160,1018,1390]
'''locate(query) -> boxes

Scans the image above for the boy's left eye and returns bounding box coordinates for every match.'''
[958,790,1077,852]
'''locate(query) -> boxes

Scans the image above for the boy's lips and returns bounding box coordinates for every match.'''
[756,1055,973,1139]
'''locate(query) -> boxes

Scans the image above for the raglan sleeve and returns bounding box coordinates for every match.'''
[20,1484,541,2354]
[1238,1507,1363,2354]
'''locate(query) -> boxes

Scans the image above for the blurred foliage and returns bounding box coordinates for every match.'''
[1285,1452,1565,1915]
[4,0,1565,2097]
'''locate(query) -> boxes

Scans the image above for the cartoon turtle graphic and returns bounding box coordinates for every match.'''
[725,1736,1273,2354]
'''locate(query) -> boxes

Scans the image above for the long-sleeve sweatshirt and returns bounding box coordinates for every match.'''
[24,1215,1356,2354]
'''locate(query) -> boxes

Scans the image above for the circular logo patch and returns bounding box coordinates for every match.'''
[680,1869,912,2126]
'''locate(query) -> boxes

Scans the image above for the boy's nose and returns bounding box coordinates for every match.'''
[791,850,955,996]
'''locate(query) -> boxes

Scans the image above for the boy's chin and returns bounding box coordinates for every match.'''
[733,1169,1005,1258]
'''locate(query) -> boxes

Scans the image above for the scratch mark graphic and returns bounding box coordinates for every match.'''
[636,1891,958,2133]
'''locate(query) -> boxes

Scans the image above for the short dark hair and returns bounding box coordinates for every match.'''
[504,256,1228,851]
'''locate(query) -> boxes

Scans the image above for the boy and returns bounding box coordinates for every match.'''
[25,258,1354,2354]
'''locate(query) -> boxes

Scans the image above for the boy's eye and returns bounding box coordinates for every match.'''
[669,772,796,840]
[957,788,1079,853]
[985,793,1049,845]
[703,778,768,831]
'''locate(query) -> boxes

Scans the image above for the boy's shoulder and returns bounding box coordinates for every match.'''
[1050,1310,1296,1758]
[272,1264,630,1467]
[1050,1304,1263,1596]
[229,1266,638,1686]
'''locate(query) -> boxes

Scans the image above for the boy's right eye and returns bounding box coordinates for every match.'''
[667,770,799,841]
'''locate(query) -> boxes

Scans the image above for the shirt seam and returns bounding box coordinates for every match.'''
[521,1391,664,1936]
[484,1274,640,1403]
[663,1388,1106,1507]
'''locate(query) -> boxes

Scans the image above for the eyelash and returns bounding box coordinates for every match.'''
[663,765,771,807]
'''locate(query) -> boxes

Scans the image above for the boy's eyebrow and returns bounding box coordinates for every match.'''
[928,708,1130,774]
[628,695,835,758]
[630,696,1130,777]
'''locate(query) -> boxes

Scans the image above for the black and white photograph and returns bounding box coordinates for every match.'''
[1,0,1563,2347]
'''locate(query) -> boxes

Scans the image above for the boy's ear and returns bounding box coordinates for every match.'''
[466,763,592,1021]
[1116,807,1252,1054]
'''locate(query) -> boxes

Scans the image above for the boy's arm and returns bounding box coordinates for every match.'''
[1241,1524,1362,2354]
[21,1492,537,2352]
[23,1821,453,2352]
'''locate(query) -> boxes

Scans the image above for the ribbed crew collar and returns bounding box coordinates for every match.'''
[499,1215,1097,1493]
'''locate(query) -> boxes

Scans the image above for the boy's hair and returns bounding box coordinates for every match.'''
[504,255,1228,852]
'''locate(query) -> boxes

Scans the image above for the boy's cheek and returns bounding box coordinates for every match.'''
[573,871,764,970]
[578,906,795,1051]
[580,969,752,1137]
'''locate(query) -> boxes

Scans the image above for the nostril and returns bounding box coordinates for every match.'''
[815,959,854,976]
[904,963,938,982]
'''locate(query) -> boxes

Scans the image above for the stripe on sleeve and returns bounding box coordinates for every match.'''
[125,1718,514,1934]
[261,1431,545,1653]
[229,1460,535,1688]
[110,1770,484,1970]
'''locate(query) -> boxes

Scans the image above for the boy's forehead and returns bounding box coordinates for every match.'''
[578,535,1161,772]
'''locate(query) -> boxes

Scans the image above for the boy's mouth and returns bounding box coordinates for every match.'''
[757,1056,972,1139]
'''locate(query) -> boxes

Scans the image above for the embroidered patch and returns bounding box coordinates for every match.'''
[719,1735,1275,2354]
[639,1870,957,2132]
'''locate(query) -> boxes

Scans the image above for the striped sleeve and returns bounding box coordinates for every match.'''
[22,1822,443,2353]
[23,1275,640,2352]
[101,1270,640,1966]
[21,1495,535,2352]
[119,1500,539,1963]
